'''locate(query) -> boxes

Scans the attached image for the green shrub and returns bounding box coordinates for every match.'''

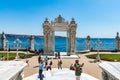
[86,54,120,62]
[0,53,33,60]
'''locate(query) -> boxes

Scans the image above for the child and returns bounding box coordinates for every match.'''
[39,59,44,80]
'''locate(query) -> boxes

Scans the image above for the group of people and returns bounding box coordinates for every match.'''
[38,55,84,80]
[38,55,63,80]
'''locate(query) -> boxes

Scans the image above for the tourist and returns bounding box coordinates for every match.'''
[38,55,42,64]
[26,58,29,66]
[58,52,60,59]
[74,60,84,80]
[44,56,48,68]
[46,58,52,70]
[55,52,58,59]
[39,59,44,80]
[58,58,62,69]
[70,64,75,70]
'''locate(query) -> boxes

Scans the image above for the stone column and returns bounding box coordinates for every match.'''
[43,18,51,55]
[1,32,6,50]
[44,30,50,55]
[51,31,55,55]
[30,35,34,51]
[115,32,119,51]
[67,30,70,55]
[69,18,77,55]
[86,35,91,50]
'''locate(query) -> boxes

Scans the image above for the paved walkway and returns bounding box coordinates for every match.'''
[24,68,99,80]
[80,53,102,80]
[23,52,104,80]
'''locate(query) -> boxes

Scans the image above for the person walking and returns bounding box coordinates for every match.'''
[39,59,44,80]
[58,58,62,69]
[55,52,58,59]
[74,60,84,80]
[46,58,52,70]
[44,56,48,68]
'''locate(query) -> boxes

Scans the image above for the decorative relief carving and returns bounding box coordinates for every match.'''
[54,15,65,23]
[43,15,77,55]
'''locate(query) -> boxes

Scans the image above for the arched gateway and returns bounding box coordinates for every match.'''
[43,15,77,55]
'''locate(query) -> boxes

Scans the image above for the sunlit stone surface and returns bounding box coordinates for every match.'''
[24,68,98,80]
[0,61,27,80]
[99,62,120,80]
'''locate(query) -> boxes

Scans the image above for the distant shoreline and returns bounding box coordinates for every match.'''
[0,33,116,39]
[0,33,66,38]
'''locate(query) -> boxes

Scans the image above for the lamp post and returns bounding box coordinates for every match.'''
[6,40,9,61]
[95,39,102,62]
[26,39,29,54]
[14,38,22,61]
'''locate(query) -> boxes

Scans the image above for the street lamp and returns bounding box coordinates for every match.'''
[14,38,22,61]
[95,39,102,62]
[6,40,9,61]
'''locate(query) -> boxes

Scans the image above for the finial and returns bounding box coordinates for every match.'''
[72,17,74,21]
[45,18,48,21]
[1,32,6,38]
[59,15,61,17]
[30,35,34,39]
[70,17,75,24]
[44,17,49,24]
[87,35,90,40]
[2,32,5,34]
[117,32,119,36]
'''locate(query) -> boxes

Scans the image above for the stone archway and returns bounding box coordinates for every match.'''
[43,15,77,55]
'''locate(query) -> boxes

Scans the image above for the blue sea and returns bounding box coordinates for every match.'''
[0,37,116,52]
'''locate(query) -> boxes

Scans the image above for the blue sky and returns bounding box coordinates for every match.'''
[0,0,120,38]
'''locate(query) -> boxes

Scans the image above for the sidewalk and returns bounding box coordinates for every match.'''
[23,52,103,80]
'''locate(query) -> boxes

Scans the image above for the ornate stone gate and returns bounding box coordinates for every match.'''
[43,15,77,55]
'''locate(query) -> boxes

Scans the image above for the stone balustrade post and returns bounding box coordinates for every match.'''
[30,35,34,51]
[1,32,6,50]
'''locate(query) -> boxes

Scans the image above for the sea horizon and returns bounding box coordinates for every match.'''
[0,33,116,52]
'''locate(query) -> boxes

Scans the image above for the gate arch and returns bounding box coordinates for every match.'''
[43,15,77,55]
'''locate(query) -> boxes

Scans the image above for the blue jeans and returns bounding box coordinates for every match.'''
[39,70,43,80]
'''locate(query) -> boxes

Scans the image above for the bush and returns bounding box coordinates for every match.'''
[8,57,15,60]
[0,53,33,60]
[101,58,113,61]
[86,54,120,62]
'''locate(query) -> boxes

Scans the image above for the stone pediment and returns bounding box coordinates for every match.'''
[55,15,65,23]
[52,15,68,24]
[50,15,69,28]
